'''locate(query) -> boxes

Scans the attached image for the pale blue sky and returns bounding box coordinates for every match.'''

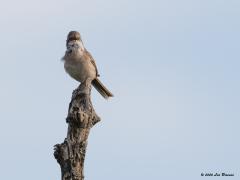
[0,0,240,179]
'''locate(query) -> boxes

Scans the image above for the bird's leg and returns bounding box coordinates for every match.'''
[85,78,93,90]
[73,78,92,97]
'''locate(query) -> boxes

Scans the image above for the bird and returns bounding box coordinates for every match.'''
[62,31,113,99]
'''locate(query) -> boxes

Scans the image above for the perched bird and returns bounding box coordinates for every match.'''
[62,31,113,99]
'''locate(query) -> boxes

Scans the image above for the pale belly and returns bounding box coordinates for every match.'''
[64,58,96,83]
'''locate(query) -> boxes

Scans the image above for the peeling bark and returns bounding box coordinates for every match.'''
[54,81,100,180]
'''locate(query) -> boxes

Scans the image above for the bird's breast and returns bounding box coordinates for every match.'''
[64,56,96,83]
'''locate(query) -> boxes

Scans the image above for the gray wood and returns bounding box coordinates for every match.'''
[54,81,101,180]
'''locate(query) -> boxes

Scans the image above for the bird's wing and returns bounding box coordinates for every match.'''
[85,50,100,77]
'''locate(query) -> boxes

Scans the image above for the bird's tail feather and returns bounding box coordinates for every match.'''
[92,78,113,99]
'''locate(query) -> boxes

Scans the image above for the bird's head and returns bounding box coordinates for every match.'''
[67,31,81,43]
[66,31,85,53]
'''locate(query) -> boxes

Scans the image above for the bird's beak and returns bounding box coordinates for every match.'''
[67,49,72,53]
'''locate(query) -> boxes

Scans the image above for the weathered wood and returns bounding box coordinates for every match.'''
[54,81,100,180]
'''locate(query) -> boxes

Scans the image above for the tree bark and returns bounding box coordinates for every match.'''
[54,81,101,180]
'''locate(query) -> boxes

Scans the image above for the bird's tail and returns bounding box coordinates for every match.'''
[92,78,114,99]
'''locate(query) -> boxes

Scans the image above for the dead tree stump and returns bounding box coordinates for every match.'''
[54,81,101,180]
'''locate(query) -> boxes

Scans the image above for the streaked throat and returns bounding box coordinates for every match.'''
[67,40,85,53]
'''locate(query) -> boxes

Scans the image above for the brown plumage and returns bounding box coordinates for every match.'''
[92,78,114,99]
[63,31,113,99]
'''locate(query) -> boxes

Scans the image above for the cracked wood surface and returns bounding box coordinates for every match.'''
[54,81,100,180]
